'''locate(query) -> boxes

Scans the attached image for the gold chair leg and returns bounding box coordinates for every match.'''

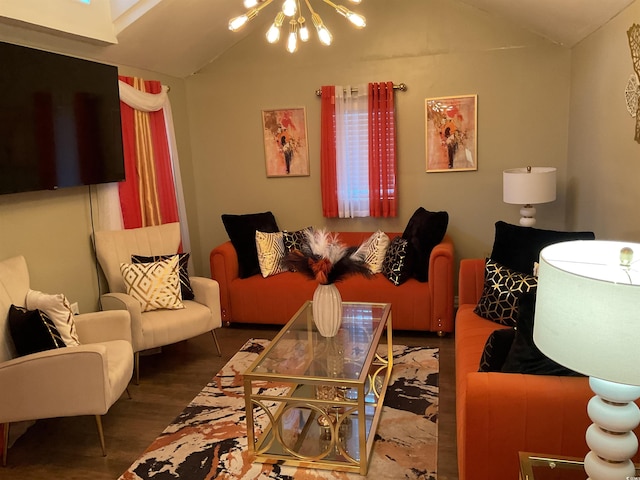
[211,329,222,356]
[134,351,140,385]
[95,416,106,457]
[2,423,9,466]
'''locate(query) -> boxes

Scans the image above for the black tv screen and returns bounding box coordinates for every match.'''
[0,41,125,195]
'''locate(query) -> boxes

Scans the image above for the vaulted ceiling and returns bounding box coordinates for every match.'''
[0,0,635,78]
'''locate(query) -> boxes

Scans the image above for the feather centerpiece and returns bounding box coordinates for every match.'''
[283,229,372,285]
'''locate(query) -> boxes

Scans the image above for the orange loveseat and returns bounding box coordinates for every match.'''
[455,258,640,480]
[210,232,454,333]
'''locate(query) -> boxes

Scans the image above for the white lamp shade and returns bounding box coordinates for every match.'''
[503,167,557,205]
[533,240,640,386]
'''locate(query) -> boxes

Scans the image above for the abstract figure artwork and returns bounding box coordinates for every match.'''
[262,107,309,177]
[425,95,477,172]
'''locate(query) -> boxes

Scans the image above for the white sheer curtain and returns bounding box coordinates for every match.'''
[95,80,191,253]
[335,84,369,218]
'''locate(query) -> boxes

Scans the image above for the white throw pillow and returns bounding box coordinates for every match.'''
[355,230,391,274]
[120,256,184,312]
[255,230,286,278]
[26,289,80,347]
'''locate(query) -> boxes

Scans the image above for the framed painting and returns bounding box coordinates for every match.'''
[262,107,310,177]
[425,95,477,172]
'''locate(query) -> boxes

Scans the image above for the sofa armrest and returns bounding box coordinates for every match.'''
[189,276,222,329]
[74,310,132,345]
[210,241,239,324]
[101,292,144,352]
[0,344,114,422]
[458,372,594,480]
[459,258,486,306]
[428,234,455,332]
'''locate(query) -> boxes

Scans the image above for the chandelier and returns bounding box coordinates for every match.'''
[229,0,366,53]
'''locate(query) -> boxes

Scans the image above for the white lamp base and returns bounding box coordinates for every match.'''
[519,205,537,227]
[584,377,640,480]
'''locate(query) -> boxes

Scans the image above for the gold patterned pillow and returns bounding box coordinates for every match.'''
[474,258,538,326]
[255,230,286,278]
[120,256,184,312]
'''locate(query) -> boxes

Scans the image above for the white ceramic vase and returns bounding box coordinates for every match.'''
[312,283,343,337]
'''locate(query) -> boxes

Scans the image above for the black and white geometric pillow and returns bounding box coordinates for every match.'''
[382,237,413,286]
[474,258,538,327]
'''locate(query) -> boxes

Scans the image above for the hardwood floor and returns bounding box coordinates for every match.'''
[1,325,458,480]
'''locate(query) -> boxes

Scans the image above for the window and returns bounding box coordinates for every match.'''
[320,83,397,218]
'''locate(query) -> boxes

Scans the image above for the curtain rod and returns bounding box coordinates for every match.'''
[315,83,407,96]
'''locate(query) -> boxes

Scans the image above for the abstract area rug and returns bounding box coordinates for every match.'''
[119,339,439,480]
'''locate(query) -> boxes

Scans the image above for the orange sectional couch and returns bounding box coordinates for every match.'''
[455,258,640,480]
[210,232,455,332]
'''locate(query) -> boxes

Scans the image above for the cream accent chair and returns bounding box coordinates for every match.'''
[0,255,134,466]
[93,222,222,384]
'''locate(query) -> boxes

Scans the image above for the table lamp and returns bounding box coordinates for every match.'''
[503,166,557,227]
[534,240,640,480]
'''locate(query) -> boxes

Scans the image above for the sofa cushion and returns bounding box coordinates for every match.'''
[222,211,280,278]
[355,230,390,274]
[501,292,584,376]
[402,207,448,281]
[26,289,80,347]
[120,256,184,312]
[132,253,194,300]
[8,305,66,356]
[382,236,413,286]
[474,258,537,327]
[255,230,286,278]
[490,221,595,275]
[478,327,516,372]
[283,227,313,253]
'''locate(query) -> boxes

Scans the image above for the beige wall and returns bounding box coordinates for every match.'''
[186,0,572,276]
[0,64,188,313]
[567,1,640,241]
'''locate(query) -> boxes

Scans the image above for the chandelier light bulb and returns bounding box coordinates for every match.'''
[286,21,298,52]
[334,5,365,28]
[229,14,250,31]
[348,0,362,3]
[243,0,259,7]
[311,12,333,45]
[266,11,285,43]
[298,16,310,41]
[282,0,297,17]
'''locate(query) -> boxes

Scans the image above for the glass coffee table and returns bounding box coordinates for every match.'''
[519,452,640,479]
[243,301,393,475]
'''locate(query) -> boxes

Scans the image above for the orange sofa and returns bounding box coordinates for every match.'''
[455,258,640,480]
[210,232,454,333]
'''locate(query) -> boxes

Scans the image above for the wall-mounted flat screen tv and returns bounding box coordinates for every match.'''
[0,41,125,195]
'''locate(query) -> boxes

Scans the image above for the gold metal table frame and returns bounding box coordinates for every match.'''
[243,301,393,475]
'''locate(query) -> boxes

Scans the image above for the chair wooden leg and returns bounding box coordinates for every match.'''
[95,416,106,457]
[134,351,140,385]
[2,423,9,466]
[126,387,132,399]
[211,329,222,356]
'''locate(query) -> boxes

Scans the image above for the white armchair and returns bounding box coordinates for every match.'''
[93,222,222,383]
[0,255,133,466]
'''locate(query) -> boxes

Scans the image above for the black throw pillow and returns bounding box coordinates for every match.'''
[501,292,584,376]
[402,207,448,282]
[490,221,595,275]
[478,328,516,372]
[222,212,280,278]
[8,305,66,357]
